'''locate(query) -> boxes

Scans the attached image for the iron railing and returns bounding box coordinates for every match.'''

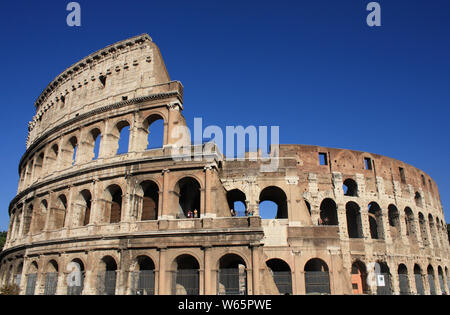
[25,274,37,295]
[67,272,85,295]
[97,271,117,295]
[44,272,58,295]
[398,274,410,295]
[172,269,199,295]
[217,269,247,295]
[376,274,392,295]
[428,275,436,295]
[271,271,292,295]
[131,270,155,295]
[415,274,425,295]
[304,271,330,295]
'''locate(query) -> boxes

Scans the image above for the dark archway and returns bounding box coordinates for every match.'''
[346,202,363,239]
[176,178,201,219]
[259,186,288,219]
[304,258,330,294]
[319,198,338,226]
[172,254,200,295]
[218,254,247,295]
[266,259,292,295]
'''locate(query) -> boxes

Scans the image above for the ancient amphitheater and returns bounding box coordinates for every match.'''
[0,34,449,295]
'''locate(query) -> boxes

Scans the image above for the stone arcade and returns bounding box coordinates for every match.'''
[0,34,449,295]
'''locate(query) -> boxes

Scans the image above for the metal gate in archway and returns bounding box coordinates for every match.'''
[428,275,436,295]
[415,274,425,295]
[172,269,199,295]
[376,273,392,295]
[132,270,155,295]
[25,273,37,295]
[398,274,410,295]
[271,271,292,295]
[97,271,117,295]
[305,271,330,295]
[217,268,247,295]
[44,272,58,295]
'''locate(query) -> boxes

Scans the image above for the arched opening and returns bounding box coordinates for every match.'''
[36,199,48,233]
[346,202,363,239]
[266,259,292,295]
[116,121,131,155]
[368,202,383,240]
[404,207,416,241]
[14,262,23,287]
[97,256,117,295]
[305,200,311,216]
[304,258,330,294]
[319,198,338,226]
[89,128,102,161]
[34,152,45,180]
[79,190,92,226]
[415,192,423,208]
[218,254,247,295]
[47,144,59,173]
[398,264,410,295]
[259,186,288,219]
[418,212,429,246]
[172,254,200,295]
[105,185,122,224]
[226,189,247,217]
[139,181,159,221]
[65,136,78,167]
[414,264,425,295]
[44,260,59,295]
[343,179,358,197]
[388,205,401,239]
[438,266,446,295]
[51,195,67,230]
[427,265,436,295]
[376,262,392,295]
[133,256,155,295]
[175,178,201,219]
[22,204,33,236]
[144,114,164,150]
[67,259,85,295]
[428,214,437,247]
[351,261,368,294]
[25,262,38,295]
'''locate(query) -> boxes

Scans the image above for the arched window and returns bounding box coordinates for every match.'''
[25,262,38,295]
[398,264,410,295]
[304,258,330,294]
[427,265,436,295]
[65,136,78,167]
[175,178,201,219]
[14,263,23,287]
[97,256,117,295]
[415,192,423,208]
[34,152,45,180]
[438,266,446,295]
[418,212,429,246]
[226,189,247,217]
[343,179,358,197]
[428,214,437,247]
[414,264,425,295]
[172,255,200,295]
[89,128,102,161]
[351,261,368,294]
[50,195,67,230]
[116,121,131,155]
[388,205,401,239]
[319,198,338,226]
[22,205,33,236]
[139,181,159,221]
[218,254,247,295]
[67,259,85,295]
[44,260,59,295]
[346,202,363,239]
[48,144,59,173]
[144,114,164,150]
[132,256,155,295]
[259,186,288,219]
[266,259,292,295]
[404,207,416,240]
[105,185,122,224]
[74,190,92,227]
[368,202,383,240]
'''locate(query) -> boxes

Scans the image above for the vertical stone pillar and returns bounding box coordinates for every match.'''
[251,245,260,295]
[203,246,213,295]
[203,165,214,218]
[158,248,168,295]
[161,169,171,219]
[166,103,183,147]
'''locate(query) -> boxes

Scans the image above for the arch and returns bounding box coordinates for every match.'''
[22,204,33,236]
[67,258,85,295]
[319,198,338,226]
[172,254,200,295]
[375,261,392,295]
[44,260,59,295]
[414,264,425,295]
[35,199,48,233]
[259,186,288,219]
[437,266,446,295]
[351,260,368,294]
[25,261,38,295]
[415,192,423,208]
[65,136,78,167]
[427,265,436,295]
[34,152,45,180]
[97,256,118,295]
[343,178,358,197]
[218,254,247,295]
[133,256,156,295]
[388,204,401,239]
[13,262,23,287]
[368,202,384,240]
[175,177,201,219]
[304,258,330,294]
[115,120,131,155]
[51,194,67,230]
[398,264,410,295]
[404,207,416,240]
[47,144,59,173]
[144,114,165,150]
[139,181,159,221]
[78,190,92,226]
[89,128,102,161]
[418,212,429,245]
[226,189,247,217]
[104,184,123,224]
[266,258,292,295]
[346,201,363,239]
[428,214,437,247]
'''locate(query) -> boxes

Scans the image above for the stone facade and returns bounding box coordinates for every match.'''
[1,34,449,295]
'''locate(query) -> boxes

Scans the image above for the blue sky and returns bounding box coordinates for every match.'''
[0,0,449,229]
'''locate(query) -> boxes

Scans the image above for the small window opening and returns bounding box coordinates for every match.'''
[399,167,406,184]
[319,153,328,166]
[99,75,107,87]
[364,158,372,170]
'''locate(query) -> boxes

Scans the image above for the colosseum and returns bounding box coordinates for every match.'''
[0,34,449,296]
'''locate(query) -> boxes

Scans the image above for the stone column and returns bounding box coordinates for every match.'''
[203,165,214,218]
[158,248,168,295]
[160,169,171,219]
[251,245,260,295]
[203,246,213,295]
